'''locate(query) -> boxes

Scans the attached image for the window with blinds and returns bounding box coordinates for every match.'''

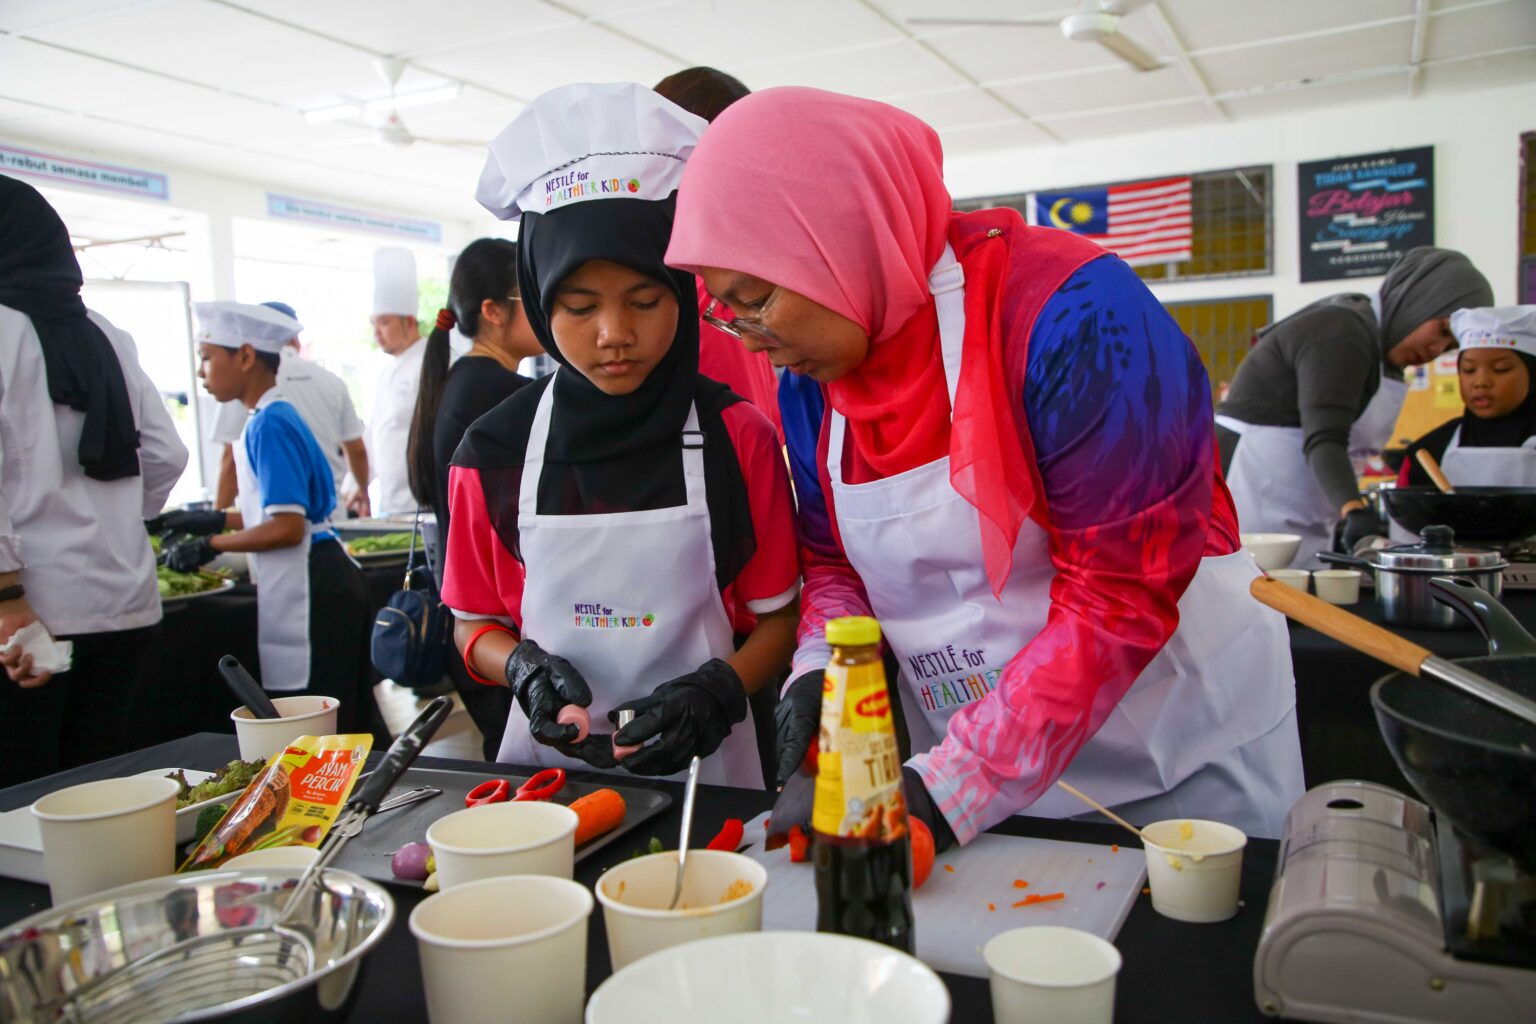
[1163,294,1274,403]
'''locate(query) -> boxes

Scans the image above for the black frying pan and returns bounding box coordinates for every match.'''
[1381,486,1536,542]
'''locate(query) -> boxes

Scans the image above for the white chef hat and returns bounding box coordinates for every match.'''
[1451,305,1536,360]
[373,246,419,318]
[475,81,707,221]
[192,301,304,354]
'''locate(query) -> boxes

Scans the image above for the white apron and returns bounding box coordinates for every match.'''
[1440,428,1536,487]
[829,246,1303,838]
[495,375,762,787]
[1222,374,1408,569]
[235,393,323,693]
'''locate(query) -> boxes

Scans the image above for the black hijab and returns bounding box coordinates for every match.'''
[1378,246,1493,367]
[455,195,755,589]
[1459,351,1536,448]
[0,175,140,480]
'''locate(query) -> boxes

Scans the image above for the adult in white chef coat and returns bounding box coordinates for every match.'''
[0,174,189,787]
[1216,247,1492,567]
[163,302,373,734]
[207,301,370,515]
[1400,306,1536,488]
[369,247,425,517]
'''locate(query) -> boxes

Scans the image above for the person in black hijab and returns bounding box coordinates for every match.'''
[440,83,799,786]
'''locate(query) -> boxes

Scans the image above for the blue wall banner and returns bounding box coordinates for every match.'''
[0,143,169,200]
[1297,145,1434,282]
[267,193,442,243]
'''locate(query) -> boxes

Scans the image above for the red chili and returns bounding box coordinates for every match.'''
[466,779,511,807]
[787,825,811,863]
[706,818,745,852]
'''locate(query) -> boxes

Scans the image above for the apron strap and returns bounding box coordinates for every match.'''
[829,243,967,480]
[680,402,706,510]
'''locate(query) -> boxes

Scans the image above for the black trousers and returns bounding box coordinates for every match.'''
[302,538,384,746]
[0,624,156,788]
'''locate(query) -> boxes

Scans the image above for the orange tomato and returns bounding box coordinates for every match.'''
[910,817,935,889]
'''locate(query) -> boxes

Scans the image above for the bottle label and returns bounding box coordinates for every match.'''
[812,656,907,839]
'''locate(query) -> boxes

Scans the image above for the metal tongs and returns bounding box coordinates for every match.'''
[280,695,453,917]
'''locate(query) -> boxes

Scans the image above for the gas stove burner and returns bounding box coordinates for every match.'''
[1440,819,1536,962]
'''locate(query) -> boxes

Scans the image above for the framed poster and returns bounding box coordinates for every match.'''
[1297,146,1434,282]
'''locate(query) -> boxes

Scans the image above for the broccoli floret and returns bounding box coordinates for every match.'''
[194,804,229,843]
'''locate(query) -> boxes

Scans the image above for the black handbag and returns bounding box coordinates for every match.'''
[370,511,452,689]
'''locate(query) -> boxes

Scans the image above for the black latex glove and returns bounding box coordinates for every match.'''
[610,658,747,777]
[158,508,227,537]
[164,536,217,573]
[504,639,592,747]
[773,671,823,787]
[1333,507,1383,555]
[902,766,957,854]
[552,733,619,771]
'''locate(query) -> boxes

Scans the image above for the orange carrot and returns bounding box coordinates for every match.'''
[569,788,626,846]
[1012,879,1029,889]
[1111,844,1119,853]
[943,864,955,873]
[987,903,996,912]
[1011,892,1065,909]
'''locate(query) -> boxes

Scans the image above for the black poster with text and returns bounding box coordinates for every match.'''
[1298,146,1434,282]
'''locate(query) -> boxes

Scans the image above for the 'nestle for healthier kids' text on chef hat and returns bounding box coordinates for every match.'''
[372,246,419,318]
[1451,305,1536,360]
[193,301,303,354]
[474,81,707,221]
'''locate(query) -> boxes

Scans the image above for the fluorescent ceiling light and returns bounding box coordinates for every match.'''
[304,103,361,123]
[364,84,460,114]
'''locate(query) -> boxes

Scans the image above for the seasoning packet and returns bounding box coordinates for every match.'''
[178,734,372,871]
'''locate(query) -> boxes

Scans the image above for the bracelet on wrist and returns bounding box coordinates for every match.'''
[0,583,25,603]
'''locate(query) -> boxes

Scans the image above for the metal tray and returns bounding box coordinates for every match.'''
[330,767,672,888]
[160,577,237,606]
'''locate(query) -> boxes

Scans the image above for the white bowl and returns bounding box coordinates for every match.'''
[223,845,321,870]
[586,931,949,1024]
[1265,569,1311,592]
[594,849,766,970]
[426,801,578,889]
[1313,569,1363,606]
[1240,533,1303,571]
[984,926,1121,1024]
[1141,819,1247,923]
[229,695,340,761]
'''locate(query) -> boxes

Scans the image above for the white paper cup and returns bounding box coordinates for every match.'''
[1140,819,1247,923]
[1267,569,1311,592]
[1312,569,1362,606]
[230,695,340,760]
[31,776,180,904]
[411,874,592,1024]
[595,849,767,971]
[426,801,578,890]
[223,845,321,870]
[984,925,1121,1024]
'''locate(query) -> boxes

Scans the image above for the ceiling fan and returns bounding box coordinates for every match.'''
[312,57,481,152]
[908,0,1164,73]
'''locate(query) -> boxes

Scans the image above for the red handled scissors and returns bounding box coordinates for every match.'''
[465,767,567,808]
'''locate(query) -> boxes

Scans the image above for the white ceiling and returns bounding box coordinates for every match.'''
[1,0,1532,224]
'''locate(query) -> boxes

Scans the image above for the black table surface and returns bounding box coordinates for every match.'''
[0,734,1279,1023]
[1287,586,1536,790]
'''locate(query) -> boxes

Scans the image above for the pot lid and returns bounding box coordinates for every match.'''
[1374,525,1506,571]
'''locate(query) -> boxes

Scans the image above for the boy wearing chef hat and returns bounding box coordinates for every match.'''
[368,247,425,516]
[165,301,373,729]
[1400,305,1536,489]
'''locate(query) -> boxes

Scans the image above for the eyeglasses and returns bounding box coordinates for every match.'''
[702,289,785,349]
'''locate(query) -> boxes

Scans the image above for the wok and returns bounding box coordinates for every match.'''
[1381,486,1536,542]
[1252,576,1536,867]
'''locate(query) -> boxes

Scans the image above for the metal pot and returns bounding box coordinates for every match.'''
[1320,525,1507,630]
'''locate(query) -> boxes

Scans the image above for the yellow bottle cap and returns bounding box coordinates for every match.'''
[826,616,881,647]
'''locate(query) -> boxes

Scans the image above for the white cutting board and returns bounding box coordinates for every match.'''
[738,812,1146,979]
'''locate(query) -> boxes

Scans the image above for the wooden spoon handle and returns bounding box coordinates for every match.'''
[1250,576,1432,677]
[1415,448,1456,494]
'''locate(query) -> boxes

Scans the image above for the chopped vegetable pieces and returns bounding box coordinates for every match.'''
[1012,879,1029,889]
[706,818,745,852]
[943,864,955,873]
[1011,892,1065,909]
[787,825,810,863]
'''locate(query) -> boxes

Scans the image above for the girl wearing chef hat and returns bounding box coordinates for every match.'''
[165,301,372,732]
[665,87,1304,847]
[1400,305,1536,488]
[441,82,799,786]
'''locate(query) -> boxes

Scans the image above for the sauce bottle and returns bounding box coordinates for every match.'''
[811,616,915,953]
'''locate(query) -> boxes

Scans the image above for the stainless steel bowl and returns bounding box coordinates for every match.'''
[0,868,394,1023]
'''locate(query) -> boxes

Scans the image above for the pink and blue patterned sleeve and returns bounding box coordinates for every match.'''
[909,255,1220,842]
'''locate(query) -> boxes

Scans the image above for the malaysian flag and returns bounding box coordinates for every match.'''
[1027,176,1192,266]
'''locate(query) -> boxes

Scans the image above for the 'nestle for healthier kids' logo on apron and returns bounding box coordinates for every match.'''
[907,644,1000,712]
[572,603,655,629]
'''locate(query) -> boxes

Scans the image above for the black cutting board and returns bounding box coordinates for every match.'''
[333,767,672,888]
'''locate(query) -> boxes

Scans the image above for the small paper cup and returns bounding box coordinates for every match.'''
[230,695,340,760]
[1140,819,1247,923]
[1267,569,1311,592]
[595,849,767,971]
[984,925,1121,1024]
[32,776,180,904]
[223,845,321,870]
[410,874,592,1024]
[1312,569,1362,606]
[426,801,578,890]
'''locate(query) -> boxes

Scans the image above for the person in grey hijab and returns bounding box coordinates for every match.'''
[1216,246,1493,568]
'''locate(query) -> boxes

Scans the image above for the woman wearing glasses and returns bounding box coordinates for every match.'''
[669,87,1304,848]
[440,83,800,786]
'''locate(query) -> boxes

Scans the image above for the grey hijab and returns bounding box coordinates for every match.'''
[1377,246,1493,356]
